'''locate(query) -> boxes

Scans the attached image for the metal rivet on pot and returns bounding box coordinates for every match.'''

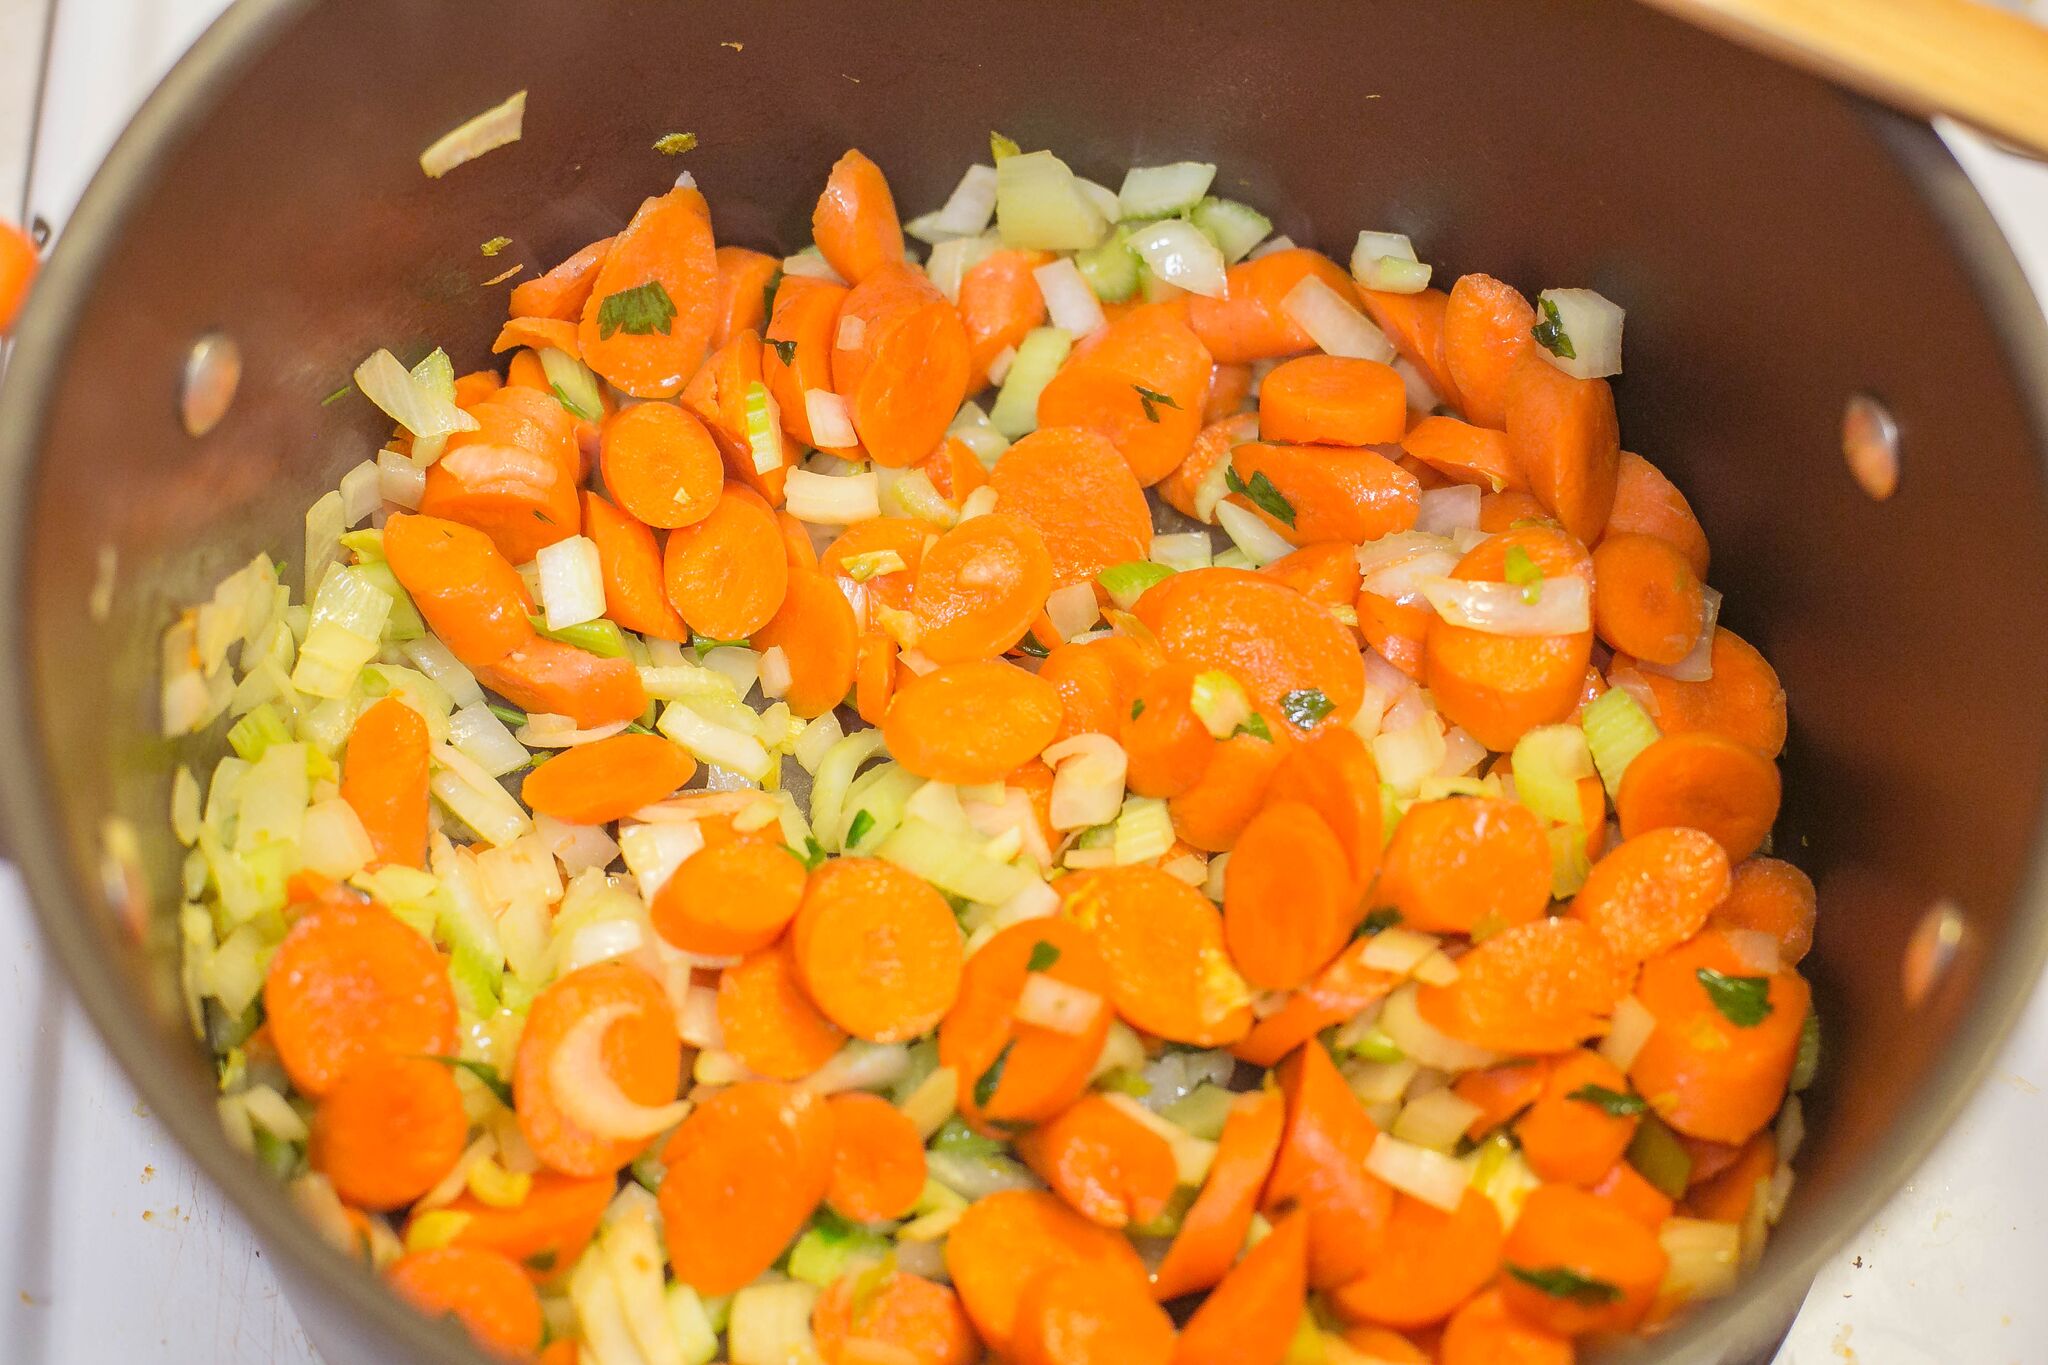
[1842,393,1899,501]
[1902,898,1964,1007]
[179,332,240,438]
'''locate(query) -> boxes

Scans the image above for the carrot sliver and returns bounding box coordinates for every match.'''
[1230,936,1401,1068]
[659,1081,833,1295]
[940,917,1110,1132]
[1605,450,1711,579]
[1328,1188,1503,1330]
[1265,1041,1394,1288]
[1168,728,1292,854]
[712,245,781,348]
[764,275,851,448]
[1266,724,1383,890]
[854,630,898,726]
[1452,1059,1552,1141]
[1441,272,1536,430]
[1151,1088,1286,1301]
[263,901,458,1098]
[1121,662,1218,799]
[577,186,719,398]
[1683,1132,1777,1223]
[580,490,689,640]
[1590,532,1706,666]
[513,961,681,1177]
[883,660,1063,785]
[824,1092,927,1223]
[1040,635,1158,744]
[521,733,696,826]
[1402,414,1523,492]
[1173,1206,1309,1365]
[1188,248,1355,365]
[752,568,860,718]
[340,696,431,870]
[1591,1158,1678,1230]
[475,635,647,729]
[1226,441,1421,547]
[1439,1288,1573,1365]
[1158,412,1258,523]
[813,149,906,286]
[1357,284,1463,411]
[423,1169,614,1281]
[511,235,616,321]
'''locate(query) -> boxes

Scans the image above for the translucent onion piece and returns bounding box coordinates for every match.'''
[420,90,527,178]
[1419,574,1592,636]
[1032,258,1107,336]
[1280,276,1394,363]
[547,1002,690,1140]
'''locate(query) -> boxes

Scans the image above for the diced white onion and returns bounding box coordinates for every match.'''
[1248,234,1297,261]
[1149,532,1213,572]
[377,448,426,510]
[784,468,880,525]
[1415,484,1482,537]
[1640,587,1721,682]
[419,90,526,178]
[1280,276,1395,363]
[516,715,631,749]
[931,164,1001,237]
[562,919,646,975]
[1379,983,1500,1072]
[657,702,772,782]
[536,535,605,631]
[835,314,867,352]
[338,460,382,527]
[1391,1088,1484,1153]
[1127,219,1227,299]
[446,701,529,776]
[300,798,376,879]
[1364,1132,1470,1212]
[1032,258,1107,336]
[897,648,939,677]
[757,645,793,701]
[986,345,1017,387]
[1117,162,1218,219]
[781,249,845,283]
[1726,929,1783,975]
[923,232,999,304]
[802,390,860,451]
[676,984,723,1049]
[534,812,621,874]
[1014,974,1105,1036]
[958,486,999,521]
[1045,582,1100,642]
[402,636,484,706]
[1599,995,1659,1071]
[1042,734,1128,831]
[1419,574,1591,635]
[1436,726,1488,780]
[1215,499,1295,566]
[1657,1218,1742,1305]
[1535,287,1626,380]
[1073,177,1123,223]
[1393,356,1441,413]
[619,820,704,900]
[353,349,479,440]
[1360,927,1445,976]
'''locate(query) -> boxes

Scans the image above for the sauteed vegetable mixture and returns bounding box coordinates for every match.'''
[163,136,1815,1364]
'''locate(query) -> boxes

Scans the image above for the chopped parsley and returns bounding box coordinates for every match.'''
[596,280,678,340]
[1236,713,1273,742]
[1026,941,1061,973]
[787,836,829,872]
[1698,968,1774,1027]
[973,1039,1016,1109]
[1130,697,1146,720]
[1279,687,1333,728]
[1531,297,1577,360]
[1224,464,1296,528]
[1134,385,1181,423]
[844,809,876,848]
[1566,1084,1648,1117]
[1507,1264,1621,1304]
[768,337,799,365]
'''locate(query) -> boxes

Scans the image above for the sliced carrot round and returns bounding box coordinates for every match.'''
[421,386,583,565]
[1439,1288,1573,1365]
[1515,1049,1643,1187]
[1224,800,1356,991]
[1709,856,1817,964]
[1227,441,1421,547]
[712,245,780,348]
[1014,1261,1175,1365]
[911,513,1054,662]
[1137,568,1365,734]
[884,660,1063,785]
[513,961,681,1177]
[659,1081,833,1295]
[1263,540,1363,607]
[1120,661,1218,798]
[940,917,1112,1132]
[1188,248,1354,365]
[582,490,689,640]
[1357,283,1462,412]
[1506,352,1622,546]
[1416,916,1630,1054]
[308,1053,467,1211]
[1037,301,1213,486]
[792,857,963,1043]
[662,482,790,640]
[1038,635,1159,743]
[1500,1182,1667,1336]
[1613,625,1787,757]
[764,275,851,448]
[383,513,537,667]
[1231,937,1402,1069]
[264,901,458,1098]
[823,515,928,621]
[959,247,1053,392]
[1158,412,1258,523]
[512,234,615,322]
[682,328,801,506]
[1591,532,1705,666]
[751,568,860,718]
[943,1188,1149,1359]
[824,1092,927,1223]
[653,836,809,956]
[1568,826,1731,964]
[1402,413,1523,492]
[1258,354,1407,446]
[813,149,905,286]
[340,696,432,870]
[1605,449,1711,578]
[716,939,848,1080]
[1059,865,1251,1046]
[578,185,719,399]
[1329,1188,1503,1329]
[832,263,971,467]
[521,733,696,826]
[1015,1093,1179,1229]
[1441,272,1535,430]
[988,426,1151,588]
[812,1271,980,1365]
[475,635,647,730]
[1266,724,1383,891]
[1175,1205,1310,1365]
[424,1169,614,1281]
[386,1248,544,1358]
[1168,727,1293,853]
[1616,731,1781,860]
[1379,796,1552,937]
[1266,1040,1394,1288]
[598,401,724,529]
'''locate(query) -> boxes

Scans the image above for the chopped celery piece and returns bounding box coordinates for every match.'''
[742,381,782,475]
[309,563,394,639]
[1346,1027,1405,1064]
[538,346,602,422]
[227,704,291,762]
[1158,1081,1235,1141]
[994,150,1108,251]
[1189,670,1253,739]
[1581,687,1661,798]
[988,327,1073,439]
[290,623,379,699]
[1128,1183,1199,1238]
[1117,162,1217,219]
[355,561,424,641]
[338,527,385,562]
[930,1117,1005,1157]
[1549,823,1592,899]
[1113,794,1174,865]
[666,1283,720,1365]
[529,614,629,659]
[1096,560,1174,611]
[1190,197,1273,265]
[786,1213,892,1288]
[876,815,1030,905]
[890,1037,942,1106]
[1511,724,1595,827]
[1074,228,1142,303]
[1627,1113,1693,1198]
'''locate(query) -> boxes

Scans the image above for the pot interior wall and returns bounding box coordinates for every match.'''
[6,0,2046,1360]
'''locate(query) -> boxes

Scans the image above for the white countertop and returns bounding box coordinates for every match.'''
[4,2,2048,1362]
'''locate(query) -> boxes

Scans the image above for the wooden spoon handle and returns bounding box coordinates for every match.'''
[1641,0,2048,159]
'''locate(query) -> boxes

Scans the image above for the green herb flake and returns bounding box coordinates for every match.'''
[990,131,1022,163]
[425,1055,515,1108]
[1356,907,1402,937]
[1531,297,1577,361]
[1026,941,1061,973]
[1503,544,1545,605]
[1697,967,1774,1028]
[1566,1084,1649,1117]
[320,383,354,407]
[762,267,784,323]
[596,280,679,341]
[551,383,597,422]
[1224,464,1297,528]
[1134,384,1181,423]
[480,236,512,257]
[1130,697,1146,720]
[1236,713,1273,742]
[523,1249,558,1274]
[693,635,748,657]
[487,703,528,728]
[1507,1264,1621,1304]
[1098,1067,1152,1098]
[654,132,699,155]
[787,836,829,872]
[1279,687,1333,728]
[768,337,799,365]
[845,809,876,848]
[1016,633,1050,659]
[973,1039,1016,1109]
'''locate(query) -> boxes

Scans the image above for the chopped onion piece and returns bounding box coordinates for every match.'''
[447,702,531,776]
[1393,356,1441,413]
[619,820,704,900]
[536,535,604,630]
[1148,532,1212,572]
[1415,484,1481,536]
[1379,983,1499,1072]
[958,485,999,521]
[1391,1087,1483,1153]
[377,449,426,510]
[1657,1218,1741,1305]
[1032,258,1107,336]
[1127,219,1227,299]
[1248,234,1297,260]
[1641,586,1721,682]
[781,249,845,283]
[1280,276,1394,363]
[758,645,793,700]
[1364,1132,1470,1212]
[1014,974,1105,1036]
[835,314,866,352]
[985,345,1017,387]
[676,984,723,1049]
[420,90,526,178]
[1073,177,1123,224]
[1360,927,1445,976]
[548,1004,690,1140]
[1045,582,1100,642]
[801,389,859,451]
[533,812,619,874]
[930,164,1001,237]
[1726,929,1783,975]
[783,469,880,525]
[925,233,999,303]
[1599,995,1659,1071]
[995,150,1108,251]
[338,460,381,527]
[1043,734,1128,831]
[1350,230,1434,294]
[1534,287,1625,380]
[1214,499,1294,566]
[1420,574,1591,635]
[353,349,479,440]
[1117,162,1217,219]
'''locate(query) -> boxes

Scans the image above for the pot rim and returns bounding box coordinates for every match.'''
[2,3,2046,1361]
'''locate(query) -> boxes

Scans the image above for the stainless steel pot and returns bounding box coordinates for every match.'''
[3,1,2046,1360]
